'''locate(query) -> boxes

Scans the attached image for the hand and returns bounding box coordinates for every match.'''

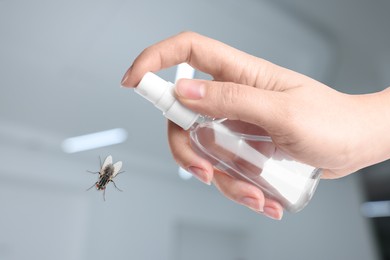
[121,31,390,220]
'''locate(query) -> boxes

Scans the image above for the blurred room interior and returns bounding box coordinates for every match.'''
[1,0,390,259]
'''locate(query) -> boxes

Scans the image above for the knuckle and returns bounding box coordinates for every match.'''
[177,31,199,40]
[218,83,242,117]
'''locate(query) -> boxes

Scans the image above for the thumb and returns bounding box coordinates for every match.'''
[175,79,289,131]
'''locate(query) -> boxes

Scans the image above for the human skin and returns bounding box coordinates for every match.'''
[121,31,390,220]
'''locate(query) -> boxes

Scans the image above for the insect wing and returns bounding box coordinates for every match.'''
[101,155,113,171]
[112,161,123,177]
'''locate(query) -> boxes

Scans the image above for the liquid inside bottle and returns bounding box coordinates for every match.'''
[189,118,321,212]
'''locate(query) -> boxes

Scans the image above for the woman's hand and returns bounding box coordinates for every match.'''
[121,31,390,220]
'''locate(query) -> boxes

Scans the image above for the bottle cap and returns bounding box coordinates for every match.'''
[134,72,200,130]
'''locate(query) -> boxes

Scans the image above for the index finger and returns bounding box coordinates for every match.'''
[121,31,259,87]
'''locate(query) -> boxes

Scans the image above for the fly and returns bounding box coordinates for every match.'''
[87,155,123,201]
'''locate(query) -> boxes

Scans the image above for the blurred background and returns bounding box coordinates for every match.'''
[1,0,390,259]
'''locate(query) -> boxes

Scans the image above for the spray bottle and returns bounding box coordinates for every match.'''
[134,72,321,212]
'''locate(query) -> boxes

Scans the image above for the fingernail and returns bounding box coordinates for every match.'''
[239,197,262,212]
[176,79,205,99]
[121,64,134,87]
[262,206,283,220]
[188,166,211,185]
[121,73,129,87]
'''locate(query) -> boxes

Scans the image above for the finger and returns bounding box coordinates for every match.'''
[175,78,290,133]
[212,170,265,212]
[213,171,283,220]
[167,121,214,185]
[121,31,267,88]
[261,199,284,220]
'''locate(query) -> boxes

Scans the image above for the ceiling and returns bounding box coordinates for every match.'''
[0,0,389,195]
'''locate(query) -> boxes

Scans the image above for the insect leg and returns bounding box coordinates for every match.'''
[87,170,99,174]
[111,180,123,192]
[103,189,106,201]
[86,182,97,191]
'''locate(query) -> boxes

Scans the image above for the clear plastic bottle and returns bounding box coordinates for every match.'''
[134,72,322,212]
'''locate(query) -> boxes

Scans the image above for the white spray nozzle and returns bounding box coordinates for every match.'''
[135,72,200,130]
